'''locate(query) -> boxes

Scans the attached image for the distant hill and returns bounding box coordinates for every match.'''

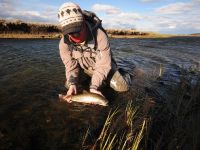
[190,33,200,36]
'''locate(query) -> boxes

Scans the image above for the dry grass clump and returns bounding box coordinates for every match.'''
[82,102,149,150]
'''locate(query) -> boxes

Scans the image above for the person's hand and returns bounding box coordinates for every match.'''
[67,84,77,95]
[60,85,77,103]
[90,89,104,97]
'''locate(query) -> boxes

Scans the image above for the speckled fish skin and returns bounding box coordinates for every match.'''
[59,93,108,106]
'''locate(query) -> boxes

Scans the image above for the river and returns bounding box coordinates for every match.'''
[0,37,200,149]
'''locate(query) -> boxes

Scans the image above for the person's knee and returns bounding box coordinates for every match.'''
[109,70,130,92]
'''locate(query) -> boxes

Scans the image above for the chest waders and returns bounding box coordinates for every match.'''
[64,12,131,92]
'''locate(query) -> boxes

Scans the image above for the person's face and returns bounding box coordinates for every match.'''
[67,23,87,43]
[68,22,85,38]
[68,32,81,38]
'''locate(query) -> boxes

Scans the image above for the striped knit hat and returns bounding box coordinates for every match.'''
[58,2,84,35]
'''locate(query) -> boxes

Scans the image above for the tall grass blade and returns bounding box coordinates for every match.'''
[131,119,146,150]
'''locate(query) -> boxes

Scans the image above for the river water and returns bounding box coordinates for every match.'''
[0,37,200,149]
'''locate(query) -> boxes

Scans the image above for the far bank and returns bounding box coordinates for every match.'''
[0,19,180,39]
[1,19,199,39]
[1,33,199,39]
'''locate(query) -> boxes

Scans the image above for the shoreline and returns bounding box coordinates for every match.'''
[1,19,200,39]
[0,33,61,39]
[0,33,199,39]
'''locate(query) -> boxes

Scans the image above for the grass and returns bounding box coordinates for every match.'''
[0,19,183,39]
[1,18,200,39]
[0,32,175,39]
[82,68,200,150]
[146,68,200,150]
[0,33,61,39]
[0,32,173,39]
[82,103,148,150]
[109,33,176,39]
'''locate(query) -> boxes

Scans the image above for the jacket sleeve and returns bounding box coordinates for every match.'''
[90,29,112,90]
[59,37,80,87]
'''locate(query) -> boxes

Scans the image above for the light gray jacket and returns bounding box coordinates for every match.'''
[59,23,112,89]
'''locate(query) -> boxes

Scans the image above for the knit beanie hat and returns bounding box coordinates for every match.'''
[58,2,84,35]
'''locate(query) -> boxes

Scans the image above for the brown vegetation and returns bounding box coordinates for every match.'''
[190,33,200,36]
[82,68,200,150]
[0,19,60,34]
[106,29,149,36]
[0,19,184,38]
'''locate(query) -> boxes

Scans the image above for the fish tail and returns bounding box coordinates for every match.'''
[58,94,72,102]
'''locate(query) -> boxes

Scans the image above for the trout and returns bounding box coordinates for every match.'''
[59,92,108,106]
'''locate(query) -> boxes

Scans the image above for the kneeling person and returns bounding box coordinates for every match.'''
[58,2,130,102]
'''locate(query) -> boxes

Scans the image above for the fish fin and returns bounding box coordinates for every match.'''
[82,90,89,94]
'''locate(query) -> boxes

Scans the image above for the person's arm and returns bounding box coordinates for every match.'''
[59,36,80,89]
[90,29,112,90]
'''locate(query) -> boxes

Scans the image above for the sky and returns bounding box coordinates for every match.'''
[0,0,200,34]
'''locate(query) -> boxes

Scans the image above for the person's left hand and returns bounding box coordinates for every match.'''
[90,89,104,97]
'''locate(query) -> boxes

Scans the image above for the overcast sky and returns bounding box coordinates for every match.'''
[0,0,200,34]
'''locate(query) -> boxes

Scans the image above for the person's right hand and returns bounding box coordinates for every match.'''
[67,84,77,95]
[61,85,77,103]
[90,89,104,97]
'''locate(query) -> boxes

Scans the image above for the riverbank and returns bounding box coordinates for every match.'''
[109,33,176,38]
[1,33,199,39]
[0,33,190,39]
[0,33,61,39]
[1,19,200,39]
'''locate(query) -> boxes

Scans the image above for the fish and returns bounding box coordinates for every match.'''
[58,92,109,106]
